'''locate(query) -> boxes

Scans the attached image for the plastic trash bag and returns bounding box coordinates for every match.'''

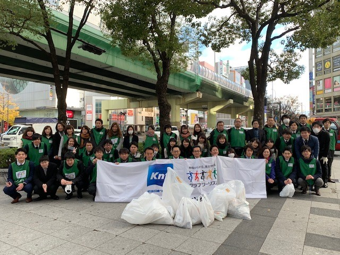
[279,183,295,198]
[121,192,174,225]
[198,194,215,227]
[228,198,251,220]
[208,183,236,221]
[225,180,246,201]
[162,167,194,214]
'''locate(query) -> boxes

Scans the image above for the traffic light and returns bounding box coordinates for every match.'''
[78,43,106,55]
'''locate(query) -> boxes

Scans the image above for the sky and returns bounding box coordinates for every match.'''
[198,10,310,114]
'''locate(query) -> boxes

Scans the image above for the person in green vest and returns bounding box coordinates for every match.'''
[209,145,219,157]
[129,142,141,161]
[114,148,137,164]
[258,146,276,191]
[208,121,228,146]
[164,137,177,159]
[106,122,123,156]
[63,125,76,145]
[192,133,210,157]
[160,124,177,157]
[25,133,48,167]
[169,145,183,159]
[179,124,191,143]
[61,137,79,161]
[141,147,156,161]
[87,146,104,200]
[103,139,115,162]
[228,118,246,156]
[289,121,300,140]
[79,141,95,168]
[58,151,85,200]
[241,144,255,159]
[275,129,294,156]
[152,144,162,159]
[3,148,35,203]
[91,118,107,148]
[278,114,290,136]
[41,125,53,158]
[298,114,312,131]
[265,139,278,160]
[297,145,323,196]
[77,125,91,157]
[275,148,296,192]
[190,146,202,159]
[264,117,279,142]
[20,126,35,148]
[144,125,159,149]
[216,134,229,156]
[323,118,336,183]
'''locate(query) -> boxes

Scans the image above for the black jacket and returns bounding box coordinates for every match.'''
[57,160,84,184]
[246,128,266,146]
[123,135,139,151]
[311,130,330,158]
[34,162,58,188]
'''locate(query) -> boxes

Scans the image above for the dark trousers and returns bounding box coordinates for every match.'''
[298,177,324,191]
[233,147,244,158]
[88,183,96,197]
[320,160,329,183]
[327,150,334,179]
[3,183,33,199]
[33,184,59,198]
[61,181,83,195]
[266,179,277,191]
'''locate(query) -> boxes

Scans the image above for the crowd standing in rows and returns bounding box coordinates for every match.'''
[3,114,335,203]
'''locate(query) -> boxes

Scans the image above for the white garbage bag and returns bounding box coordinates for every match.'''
[198,194,215,227]
[174,198,192,229]
[121,192,174,225]
[225,180,246,201]
[279,183,295,198]
[228,198,251,220]
[208,183,236,221]
[162,167,194,214]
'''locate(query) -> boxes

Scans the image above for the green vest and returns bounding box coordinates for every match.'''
[116,157,133,163]
[264,126,278,141]
[266,158,274,175]
[41,136,53,152]
[299,123,311,131]
[28,142,45,166]
[144,135,158,148]
[212,129,228,145]
[291,131,300,140]
[218,147,228,156]
[280,124,288,131]
[201,147,209,157]
[230,128,246,147]
[241,155,255,159]
[162,132,176,148]
[82,152,95,167]
[90,165,97,183]
[11,161,30,185]
[279,156,295,178]
[21,138,31,148]
[103,149,115,162]
[92,128,105,145]
[63,134,76,145]
[108,135,121,150]
[327,129,336,151]
[299,158,317,186]
[141,157,156,161]
[278,137,294,154]
[62,159,80,180]
[169,156,184,159]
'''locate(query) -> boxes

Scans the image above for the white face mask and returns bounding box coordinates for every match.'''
[154,151,158,156]
[313,128,320,134]
[283,119,290,125]
[128,130,133,135]
[228,153,235,158]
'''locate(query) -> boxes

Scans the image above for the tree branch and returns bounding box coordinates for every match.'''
[271,26,299,42]
[194,0,232,9]
[10,32,49,56]
[143,39,161,78]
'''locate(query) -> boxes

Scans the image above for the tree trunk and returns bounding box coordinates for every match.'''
[56,83,67,123]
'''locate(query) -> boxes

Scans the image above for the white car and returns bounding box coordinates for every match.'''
[154,126,180,141]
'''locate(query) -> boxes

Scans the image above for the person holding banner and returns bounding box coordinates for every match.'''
[190,146,202,159]
[169,145,183,159]
[87,147,104,200]
[115,148,137,163]
[241,144,255,159]
[216,134,229,156]
[259,146,276,191]
[103,140,115,163]
[275,148,296,192]
[228,118,246,157]
[210,145,219,157]
[141,147,156,161]
[58,152,85,200]
[297,145,323,196]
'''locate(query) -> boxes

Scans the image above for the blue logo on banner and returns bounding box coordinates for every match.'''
[147,164,173,187]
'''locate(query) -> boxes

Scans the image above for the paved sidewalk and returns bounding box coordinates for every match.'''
[0,155,339,255]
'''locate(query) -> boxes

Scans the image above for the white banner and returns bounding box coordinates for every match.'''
[96,157,266,202]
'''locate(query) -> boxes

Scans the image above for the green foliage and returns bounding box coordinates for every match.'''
[0,148,16,168]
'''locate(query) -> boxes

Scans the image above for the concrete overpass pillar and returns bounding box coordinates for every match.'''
[169,99,181,128]
[207,102,217,128]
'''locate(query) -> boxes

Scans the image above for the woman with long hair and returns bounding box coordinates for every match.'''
[180,138,193,158]
[107,122,123,151]
[192,133,210,157]
[123,125,139,151]
[52,122,66,165]
[41,125,53,157]
[63,125,76,145]
[258,146,276,191]
[77,125,91,156]
[179,125,191,143]
[21,127,35,148]
[61,137,79,160]
[216,134,229,156]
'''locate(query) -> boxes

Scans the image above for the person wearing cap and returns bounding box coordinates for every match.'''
[278,115,291,136]
[33,155,59,201]
[311,121,330,188]
[87,147,104,200]
[24,133,48,167]
[275,129,295,156]
[160,124,177,157]
[57,151,85,200]
[323,118,336,183]
[3,148,35,203]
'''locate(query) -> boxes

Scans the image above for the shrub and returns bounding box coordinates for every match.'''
[0,148,16,168]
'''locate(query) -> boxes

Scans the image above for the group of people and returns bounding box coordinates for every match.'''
[3,114,336,202]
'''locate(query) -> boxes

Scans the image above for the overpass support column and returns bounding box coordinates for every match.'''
[207,99,234,128]
[169,99,181,128]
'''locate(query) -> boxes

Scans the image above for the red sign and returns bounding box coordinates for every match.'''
[127,109,134,116]
[66,110,74,118]
[111,114,117,121]
[119,115,125,121]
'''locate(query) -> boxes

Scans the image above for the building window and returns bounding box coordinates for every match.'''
[324,46,332,55]
[334,96,340,112]
[316,98,323,113]
[325,97,332,112]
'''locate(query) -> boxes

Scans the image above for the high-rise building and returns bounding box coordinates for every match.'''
[310,38,340,117]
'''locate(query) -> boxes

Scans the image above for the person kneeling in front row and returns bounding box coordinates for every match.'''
[58,151,85,200]
[87,146,104,200]
[297,145,323,196]
[33,155,59,201]
[275,148,296,193]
